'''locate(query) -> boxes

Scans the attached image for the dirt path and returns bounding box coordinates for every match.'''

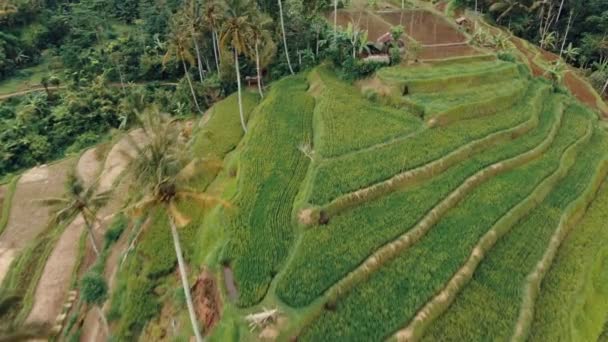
[78,148,103,187]
[0,82,178,101]
[24,146,107,325]
[98,129,146,194]
[0,159,73,285]
[25,130,142,327]
[26,215,92,324]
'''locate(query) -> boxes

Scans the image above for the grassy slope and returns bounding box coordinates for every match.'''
[222,75,314,307]
[190,91,259,190]
[312,66,421,158]
[277,92,559,307]
[306,80,549,206]
[109,91,259,339]
[191,91,259,160]
[423,109,603,341]
[299,104,588,341]
[529,147,608,342]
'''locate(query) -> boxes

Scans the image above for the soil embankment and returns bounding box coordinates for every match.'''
[0,160,72,285]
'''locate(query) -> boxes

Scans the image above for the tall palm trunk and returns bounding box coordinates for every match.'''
[211,30,221,74]
[193,36,205,83]
[255,40,264,98]
[334,0,338,34]
[96,306,110,338]
[559,11,573,57]
[234,49,247,133]
[555,0,565,28]
[181,58,203,114]
[278,0,295,75]
[84,219,100,257]
[170,218,204,342]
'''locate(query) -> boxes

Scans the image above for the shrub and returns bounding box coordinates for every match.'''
[80,272,108,305]
[104,213,128,247]
[340,57,387,80]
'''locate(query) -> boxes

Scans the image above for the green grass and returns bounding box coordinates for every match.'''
[189,92,258,190]
[528,144,608,342]
[311,66,421,158]
[298,101,589,341]
[410,79,527,124]
[276,92,561,307]
[422,111,603,341]
[377,60,522,93]
[221,75,314,307]
[108,208,199,340]
[306,80,550,206]
[191,91,259,160]
[0,176,18,236]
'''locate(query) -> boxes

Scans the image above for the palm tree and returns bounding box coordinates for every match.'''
[558,10,574,57]
[249,13,276,98]
[181,0,206,83]
[562,42,580,63]
[539,31,557,50]
[163,18,203,115]
[42,173,111,257]
[40,75,60,99]
[220,0,255,133]
[203,0,226,75]
[489,0,530,23]
[545,60,566,85]
[126,108,228,342]
[0,293,49,341]
[277,0,295,74]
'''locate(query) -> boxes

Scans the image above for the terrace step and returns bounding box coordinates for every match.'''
[421,109,605,341]
[305,80,550,207]
[410,79,529,126]
[305,81,541,223]
[393,115,595,342]
[278,93,564,309]
[377,60,522,94]
[298,97,589,341]
[528,149,608,341]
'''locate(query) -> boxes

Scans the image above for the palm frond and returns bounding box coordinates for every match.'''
[169,202,191,228]
[177,191,231,209]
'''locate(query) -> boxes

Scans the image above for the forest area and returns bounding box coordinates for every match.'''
[1,0,607,178]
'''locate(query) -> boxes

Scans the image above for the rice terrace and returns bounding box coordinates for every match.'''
[1,0,608,341]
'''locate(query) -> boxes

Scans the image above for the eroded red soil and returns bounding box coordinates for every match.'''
[192,269,223,334]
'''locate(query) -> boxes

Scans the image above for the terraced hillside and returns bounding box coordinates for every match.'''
[201,56,608,341]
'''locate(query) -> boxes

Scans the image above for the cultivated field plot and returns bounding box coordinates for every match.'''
[208,57,608,341]
[330,9,482,60]
[378,10,466,45]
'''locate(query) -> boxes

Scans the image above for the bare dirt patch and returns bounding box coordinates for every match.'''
[564,71,608,117]
[77,148,102,187]
[98,129,146,193]
[329,10,392,41]
[192,269,223,334]
[0,159,73,285]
